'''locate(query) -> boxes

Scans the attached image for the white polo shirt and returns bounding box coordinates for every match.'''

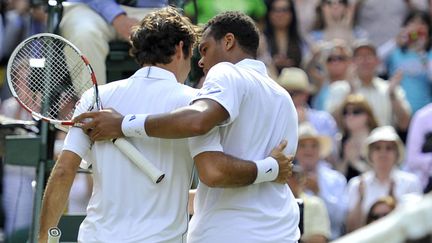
[63,67,197,243]
[187,59,300,243]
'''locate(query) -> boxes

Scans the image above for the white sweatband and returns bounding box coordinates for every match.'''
[121,114,149,138]
[253,157,279,184]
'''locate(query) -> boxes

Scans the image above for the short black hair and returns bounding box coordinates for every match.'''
[129,6,198,66]
[203,11,260,57]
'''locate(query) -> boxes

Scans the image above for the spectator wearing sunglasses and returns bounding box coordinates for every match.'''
[305,39,353,111]
[345,126,422,232]
[334,94,378,181]
[325,40,411,132]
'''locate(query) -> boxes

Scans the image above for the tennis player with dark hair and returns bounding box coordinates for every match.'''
[38,7,291,243]
[76,11,300,242]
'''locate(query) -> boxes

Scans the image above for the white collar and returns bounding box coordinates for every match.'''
[131,66,177,83]
[236,59,268,75]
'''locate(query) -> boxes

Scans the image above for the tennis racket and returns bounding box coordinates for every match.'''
[6,33,165,183]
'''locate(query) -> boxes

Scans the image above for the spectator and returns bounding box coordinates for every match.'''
[405,102,432,192]
[306,38,353,110]
[346,126,423,232]
[385,10,432,113]
[365,196,397,225]
[308,0,367,45]
[260,0,305,76]
[288,164,331,243]
[325,40,411,131]
[277,67,339,164]
[334,94,378,180]
[295,122,347,240]
[60,0,168,85]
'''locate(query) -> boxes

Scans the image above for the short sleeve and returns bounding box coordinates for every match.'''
[188,127,223,158]
[191,63,246,125]
[62,89,94,159]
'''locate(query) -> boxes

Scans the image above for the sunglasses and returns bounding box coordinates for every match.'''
[327,55,348,63]
[342,108,364,116]
[324,0,346,5]
[271,6,291,13]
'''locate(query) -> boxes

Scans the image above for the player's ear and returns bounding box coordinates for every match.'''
[175,41,185,59]
[224,33,235,51]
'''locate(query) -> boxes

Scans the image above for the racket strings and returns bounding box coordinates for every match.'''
[9,36,94,121]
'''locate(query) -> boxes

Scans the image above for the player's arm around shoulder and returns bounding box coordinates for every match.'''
[38,150,82,243]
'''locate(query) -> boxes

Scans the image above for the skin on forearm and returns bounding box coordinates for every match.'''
[145,99,229,139]
[38,151,81,243]
[345,199,365,233]
[194,151,257,188]
[391,97,410,131]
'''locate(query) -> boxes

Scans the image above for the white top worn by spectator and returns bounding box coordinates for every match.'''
[307,161,347,240]
[64,67,196,242]
[325,77,410,126]
[187,59,300,243]
[347,169,423,214]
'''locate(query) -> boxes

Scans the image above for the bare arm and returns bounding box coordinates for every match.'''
[38,151,81,243]
[388,71,411,131]
[194,141,293,188]
[346,179,365,233]
[145,99,229,138]
[73,99,229,141]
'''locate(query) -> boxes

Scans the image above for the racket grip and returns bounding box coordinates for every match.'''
[47,227,61,243]
[112,138,165,183]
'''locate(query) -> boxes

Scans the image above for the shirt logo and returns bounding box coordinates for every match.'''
[266,168,273,173]
[197,85,222,96]
[129,115,136,121]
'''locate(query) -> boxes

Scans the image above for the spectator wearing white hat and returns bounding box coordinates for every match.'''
[295,122,347,240]
[346,126,423,232]
[277,67,339,164]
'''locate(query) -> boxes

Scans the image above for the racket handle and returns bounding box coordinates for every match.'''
[47,227,61,243]
[112,138,165,183]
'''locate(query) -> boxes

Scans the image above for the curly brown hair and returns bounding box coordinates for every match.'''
[129,7,198,66]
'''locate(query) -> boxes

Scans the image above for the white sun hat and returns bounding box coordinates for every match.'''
[364,126,405,165]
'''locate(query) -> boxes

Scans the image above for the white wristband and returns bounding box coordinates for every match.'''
[121,114,149,138]
[253,157,279,184]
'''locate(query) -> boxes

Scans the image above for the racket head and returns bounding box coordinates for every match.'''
[6,33,99,126]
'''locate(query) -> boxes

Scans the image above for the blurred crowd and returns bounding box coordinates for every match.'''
[0,0,432,242]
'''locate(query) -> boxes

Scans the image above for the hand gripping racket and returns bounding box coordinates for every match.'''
[7,33,165,183]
